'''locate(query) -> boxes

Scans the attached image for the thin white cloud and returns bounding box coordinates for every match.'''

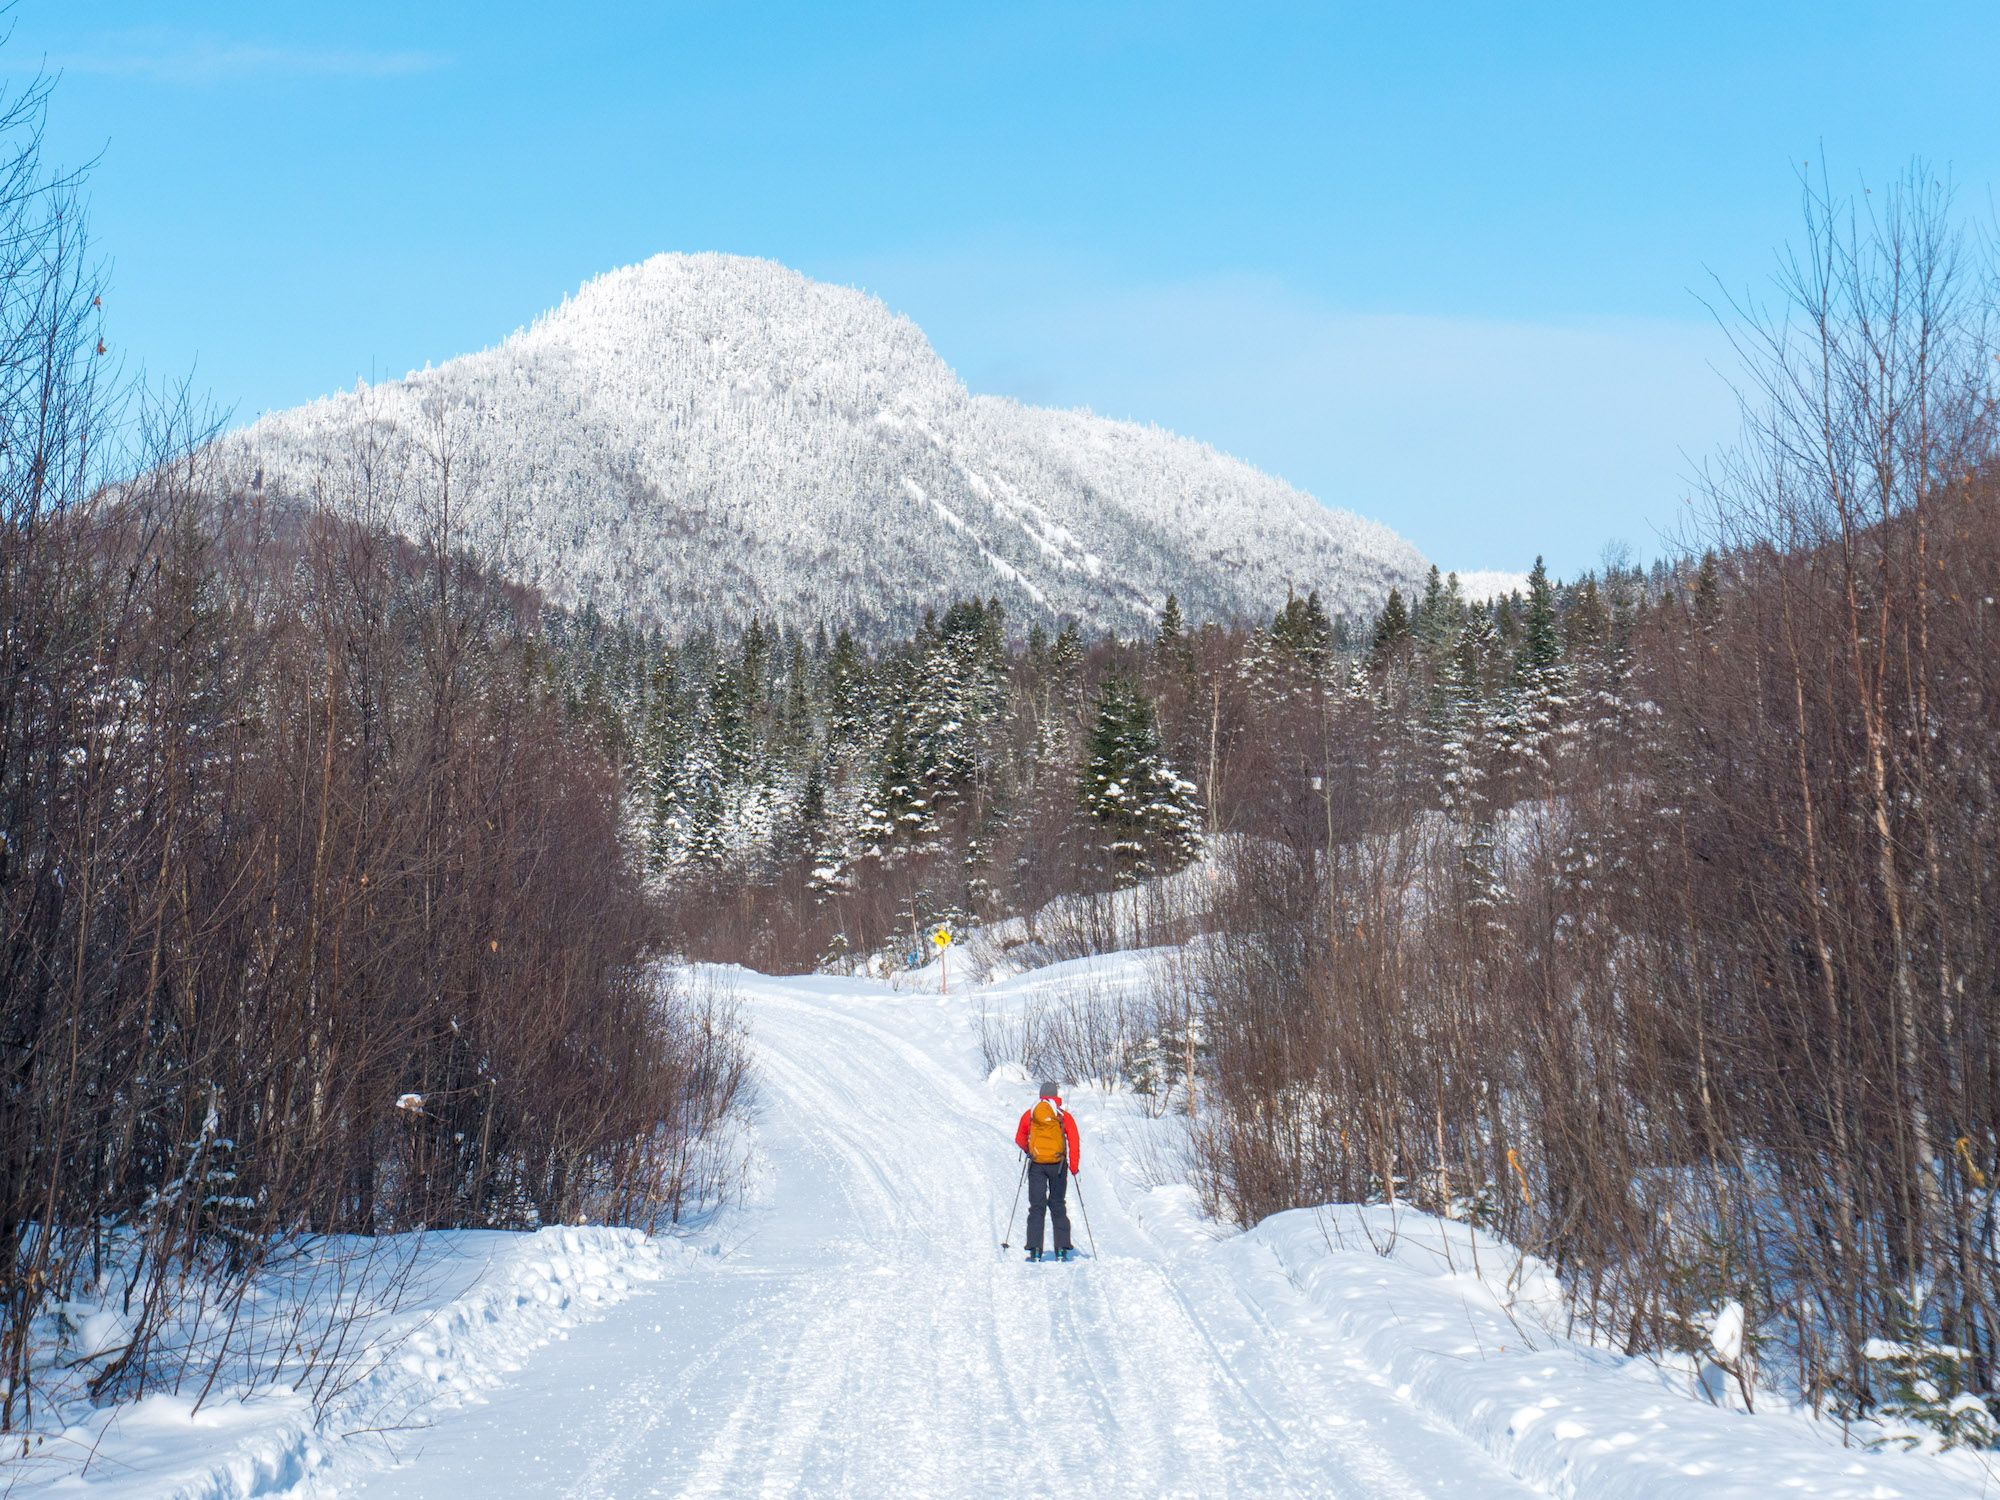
[58,34,446,84]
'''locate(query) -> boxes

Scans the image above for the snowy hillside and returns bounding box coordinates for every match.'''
[217,254,1428,634]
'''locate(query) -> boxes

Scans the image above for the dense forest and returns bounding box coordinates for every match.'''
[545,558,1603,970]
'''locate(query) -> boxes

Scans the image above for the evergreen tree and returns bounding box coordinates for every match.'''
[1565,577,1609,659]
[909,600,1003,818]
[740,616,771,702]
[1693,550,1722,629]
[1502,557,1570,786]
[1369,587,1412,669]
[638,645,683,872]
[1413,565,1447,648]
[1517,556,1561,674]
[1049,619,1085,714]
[826,627,867,748]
[709,656,752,782]
[1078,677,1203,886]
[1272,589,1333,669]
[859,713,929,859]
[1050,618,1084,680]
[1440,613,1505,914]
[673,731,729,869]
[797,751,855,899]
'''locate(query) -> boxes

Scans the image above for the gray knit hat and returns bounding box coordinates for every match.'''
[1039,1079,1061,1098]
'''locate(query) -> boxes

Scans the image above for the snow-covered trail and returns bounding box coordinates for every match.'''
[332,975,1537,1498]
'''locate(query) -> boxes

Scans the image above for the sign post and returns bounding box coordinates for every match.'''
[931,926,953,995]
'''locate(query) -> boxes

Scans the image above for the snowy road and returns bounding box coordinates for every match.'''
[333,974,1537,1498]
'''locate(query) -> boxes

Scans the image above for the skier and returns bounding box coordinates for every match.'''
[1014,1080,1081,1261]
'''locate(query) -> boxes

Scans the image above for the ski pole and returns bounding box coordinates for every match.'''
[1072,1169,1099,1258]
[1000,1156,1027,1250]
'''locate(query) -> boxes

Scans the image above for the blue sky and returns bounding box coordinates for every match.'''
[24,2,1998,577]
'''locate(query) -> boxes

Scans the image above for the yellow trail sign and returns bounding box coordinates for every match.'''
[931,928,953,950]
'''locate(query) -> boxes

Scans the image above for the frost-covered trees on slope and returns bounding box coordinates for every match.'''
[215,254,1428,638]
[563,594,1220,961]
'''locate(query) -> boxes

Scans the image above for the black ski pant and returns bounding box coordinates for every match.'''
[1026,1160,1071,1253]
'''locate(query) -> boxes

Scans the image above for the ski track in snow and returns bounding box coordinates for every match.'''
[323,977,1531,1498]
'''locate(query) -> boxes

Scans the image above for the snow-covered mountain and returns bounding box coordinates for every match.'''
[219,253,1428,634]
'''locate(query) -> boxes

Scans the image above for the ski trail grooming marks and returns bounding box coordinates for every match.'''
[717,978,1526,1498]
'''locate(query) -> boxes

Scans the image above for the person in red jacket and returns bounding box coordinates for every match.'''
[1014,1080,1081,1261]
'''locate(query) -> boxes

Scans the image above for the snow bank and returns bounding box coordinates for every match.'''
[1143,1188,1994,1498]
[10,1227,680,1499]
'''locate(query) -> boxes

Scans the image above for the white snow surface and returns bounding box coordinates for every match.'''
[21,956,1990,1497]
[11,1228,682,1498]
[215,254,1429,635]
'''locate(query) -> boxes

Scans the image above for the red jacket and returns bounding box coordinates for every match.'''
[1015,1094,1081,1173]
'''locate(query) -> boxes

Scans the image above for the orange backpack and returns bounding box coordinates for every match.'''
[1027,1099,1066,1164]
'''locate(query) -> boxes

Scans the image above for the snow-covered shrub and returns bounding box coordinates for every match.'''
[1862,1286,1999,1452]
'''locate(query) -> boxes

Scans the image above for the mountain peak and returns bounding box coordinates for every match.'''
[526,253,929,357]
[533,252,863,327]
